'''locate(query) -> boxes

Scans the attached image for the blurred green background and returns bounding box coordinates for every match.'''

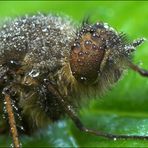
[0,1,148,147]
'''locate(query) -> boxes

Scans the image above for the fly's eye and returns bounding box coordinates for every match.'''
[70,23,108,84]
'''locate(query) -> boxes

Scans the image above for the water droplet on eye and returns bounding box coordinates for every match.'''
[84,40,92,49]
[28,69,40,78]
[77,59,84,66]
[85,40,90,45]
[85,51,89,55]
[78,51,84,56]
[73,42,80,48]
[99,46,104,50]
[72,42,81,54]
[77,59,81,62]
[92,44,98,50]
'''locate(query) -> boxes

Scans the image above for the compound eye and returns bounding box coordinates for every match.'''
[70,28,106,84]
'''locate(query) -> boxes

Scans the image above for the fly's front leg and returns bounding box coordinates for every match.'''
[126,38,148,77]
[128,61,148,77]
[46,80,148,140]
[2,87,20,148]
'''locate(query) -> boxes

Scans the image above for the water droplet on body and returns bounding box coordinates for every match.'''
[28,69,40,78]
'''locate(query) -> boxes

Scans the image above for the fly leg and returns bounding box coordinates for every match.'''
[128,61,148,77]
[46,81,148,140]
[2,88,20,148]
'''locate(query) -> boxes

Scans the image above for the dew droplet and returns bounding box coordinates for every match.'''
[84,40,92,49]
[99,46,104,50]
[103,23,109,29]
[4,101,7,105]
[72,42,81,53]
[42,28,47,32]
[2,114,6,119]
[80,76,87,80]
[10,143,14,148]
[21,126,24,130]
[85,51,89,55]
[92,33,96,37]
[92,44,98,50]
[78,51,84,56]
[90,28,95,32]
[13,105,18,111]
[85,40,92,45]
[28,69,40,78]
